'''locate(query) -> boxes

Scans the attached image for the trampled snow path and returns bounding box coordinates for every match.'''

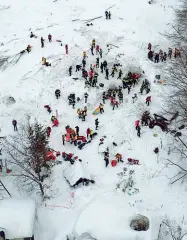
[1,0,187,239]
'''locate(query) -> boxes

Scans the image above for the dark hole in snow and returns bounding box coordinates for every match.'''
[130,214,149,231]
[2,96,16,105]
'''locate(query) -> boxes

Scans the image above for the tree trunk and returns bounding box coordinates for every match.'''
[39,182,44,196]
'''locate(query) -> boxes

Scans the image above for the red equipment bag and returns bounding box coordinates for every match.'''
[111,160,117,167]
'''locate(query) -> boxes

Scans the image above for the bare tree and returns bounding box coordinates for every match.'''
[162,0,187,123]
[158,216,187,240]
[1,120,50,196]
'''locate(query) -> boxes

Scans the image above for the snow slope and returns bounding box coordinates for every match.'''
[1,0,187,239]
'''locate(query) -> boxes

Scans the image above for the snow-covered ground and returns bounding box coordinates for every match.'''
[1,0,187,239]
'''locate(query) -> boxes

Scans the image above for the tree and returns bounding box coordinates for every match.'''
[158,216,187,240]
[1,120,50,196]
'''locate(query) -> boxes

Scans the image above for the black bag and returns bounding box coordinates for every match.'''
[99,83,104,87]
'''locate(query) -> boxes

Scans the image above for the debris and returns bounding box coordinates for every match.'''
[82,16,102,23]
[72,19,80,22]
[106,4,115,11]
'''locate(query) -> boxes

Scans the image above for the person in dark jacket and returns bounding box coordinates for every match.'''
[103,60,107,70]
[108,11,111,19]
[137,126,141,137]
[75,126,79,136]
[95,118,99,130]
[105,11,109,19]
[12,120,17,131]
[105,68,109,80]
[84,92,88,103]
[55,89,61,99]
[69,66,72,76]
[41,37,44,48]
[48,34,52,42]
[100,62,104,73]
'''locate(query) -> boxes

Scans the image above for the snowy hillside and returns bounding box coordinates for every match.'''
[1,0,187,239]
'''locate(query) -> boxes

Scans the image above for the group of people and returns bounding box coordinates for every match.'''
[147,43,181,62]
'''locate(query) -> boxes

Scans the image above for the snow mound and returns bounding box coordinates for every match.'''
[0,198,35,239]
[130,214,149,231]
[74,194,155,240]
[2,96,16,105]
[63,161,91,186]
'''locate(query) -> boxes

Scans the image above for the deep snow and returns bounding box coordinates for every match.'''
[1,0,187,239]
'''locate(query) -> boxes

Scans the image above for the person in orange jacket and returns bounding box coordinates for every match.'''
[116,153,123,162]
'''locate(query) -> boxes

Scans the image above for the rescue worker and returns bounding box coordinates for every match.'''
[148,43,152,50]
[83,51,87,59]
[91,45,94,55]
[65,44,68,54]
[118,92,123,103]
[26,45,31,53]
[75,126,79,136]
[76,65,82,72]
[117,69,123,79]
[105,11,109,19]
[100,62,104,73]
[47,126,51,137]
[41,37,44,48]
[108,11,111,19]
[62,135,65,145]
[90,129,94,139]
[135,120,140,130]
[69,66,72,76]
[82,111,86,121]
[55,89,61,99]
[146,96,151,106]
[168,48,172,59]
[96,57,99,68]
[44,105,52,113]
[96,45,100,54]
[92,39,96,48]
[105,68,109,80]
[102,92,106,104]
[82,58,86,68]
[95,118,99,130]
[86,128,91,138]
[12,119,17,131]
[116,153,123,162]
[110,68,115,77]
[99,48,103,58]
[137,125,141,137]
[48,34,52,42]
[127,85,131,94]
[30,32,35,38]
[103,60,107,70]
[99,103,104,114]
[84,92,88,103]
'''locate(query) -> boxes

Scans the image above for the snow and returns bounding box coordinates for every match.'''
[0,198,35,239]
[0,0,187,239]
[63,161,91,186]
[74,193,158,240]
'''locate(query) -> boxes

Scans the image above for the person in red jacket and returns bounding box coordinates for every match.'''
[96,45,100,54]
[47,126,51,137]
[52,118,59,127]
[48,34,52,42]
[135,120,140,130]
[146,96,151,106]
[12,120,17,131]
[65,44,68,54]
[86,128,91,138]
